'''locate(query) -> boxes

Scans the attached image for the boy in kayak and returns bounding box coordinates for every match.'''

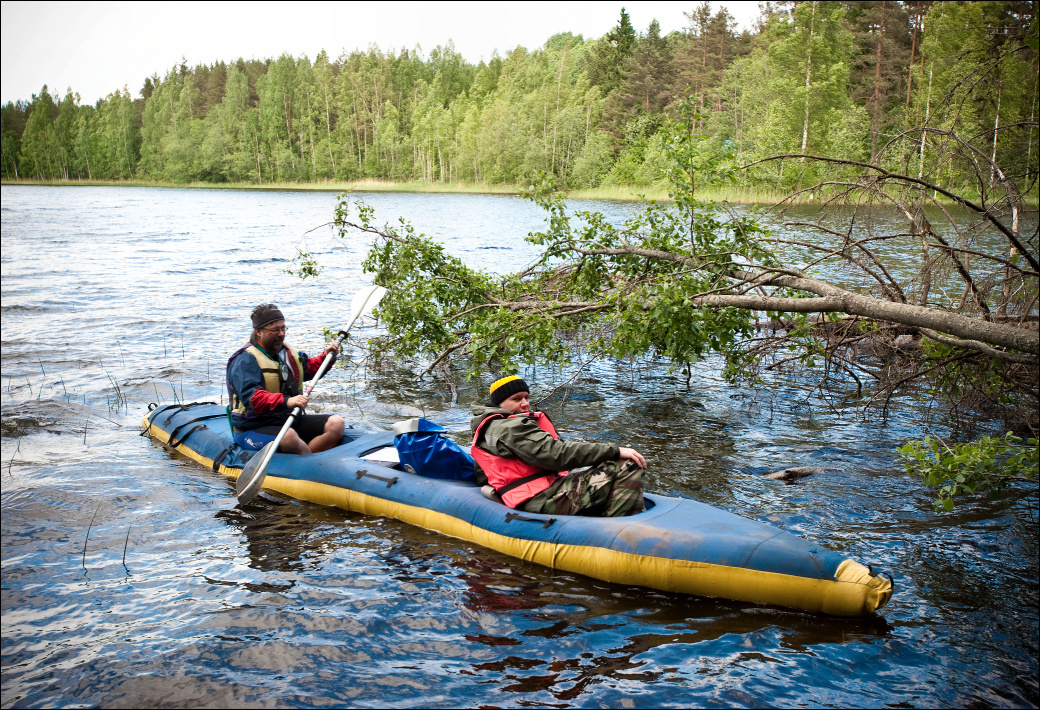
[470,376,646,516]
[226,303,344,454]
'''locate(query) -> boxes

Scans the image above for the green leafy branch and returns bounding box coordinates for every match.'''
[898,432,1038,511]
[285,248,323,280]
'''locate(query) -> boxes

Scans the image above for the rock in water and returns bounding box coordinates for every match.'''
[763,466,824,480]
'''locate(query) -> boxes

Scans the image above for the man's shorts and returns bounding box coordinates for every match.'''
[234,414,333,451]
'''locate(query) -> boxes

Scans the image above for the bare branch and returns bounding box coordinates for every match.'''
[742,153,1039,272]
[417,339,473,380]
[777,226,909,302]
[532,354,602,406]
[925,241,1038,277]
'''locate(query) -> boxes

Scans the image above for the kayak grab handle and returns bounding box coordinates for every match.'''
[505,512,556,529]
[356,469,399,488]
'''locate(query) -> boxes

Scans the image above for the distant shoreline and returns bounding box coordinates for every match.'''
[0,178,788,204]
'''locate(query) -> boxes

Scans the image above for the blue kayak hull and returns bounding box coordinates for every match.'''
[143,403,892,616]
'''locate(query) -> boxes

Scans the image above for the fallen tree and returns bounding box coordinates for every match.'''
[305,95,1037,511]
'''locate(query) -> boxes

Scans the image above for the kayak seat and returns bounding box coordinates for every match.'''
[359,445,402,470]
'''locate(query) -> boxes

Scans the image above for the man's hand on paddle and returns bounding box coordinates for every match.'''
[288,341,340,412]
[619,447,646,469]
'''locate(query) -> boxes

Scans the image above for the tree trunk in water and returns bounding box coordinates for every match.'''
[583,246,1038,354]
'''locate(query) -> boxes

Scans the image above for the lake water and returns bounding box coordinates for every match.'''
[1,185,1037,708]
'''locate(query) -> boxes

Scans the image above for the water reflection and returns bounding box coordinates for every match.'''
[215,504,324,575]
[457,557,553,615]
[205,486,897,704]
[2,186,1036,708]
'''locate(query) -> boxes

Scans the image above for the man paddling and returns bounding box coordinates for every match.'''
[227,303,345,454]
[470,376,647,516]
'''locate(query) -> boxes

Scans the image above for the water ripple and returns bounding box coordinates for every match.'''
[2,185,1037,709]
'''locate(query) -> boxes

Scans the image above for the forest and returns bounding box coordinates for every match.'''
[2,1,1037,199]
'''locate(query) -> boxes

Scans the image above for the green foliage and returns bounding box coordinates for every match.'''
[587,8,639,95]
[661,94,738,199]
[4,3,1035,198]
[899,432,1038,512]
[569,128,614,188]
[904,1,1039,198]
[285,249,322,280]
[732,1,866,189]
[347,92,776,381]
[602,113,669,187]
[295,59,1037,519]
[517,98,772,374]
[353,198,500,369]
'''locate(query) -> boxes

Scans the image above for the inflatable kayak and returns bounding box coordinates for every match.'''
[142,402,893,616]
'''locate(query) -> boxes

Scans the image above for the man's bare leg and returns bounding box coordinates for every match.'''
[307,416,345,453]
[278,427,311,455]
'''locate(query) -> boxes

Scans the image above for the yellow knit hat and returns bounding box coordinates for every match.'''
[489,375,529,405]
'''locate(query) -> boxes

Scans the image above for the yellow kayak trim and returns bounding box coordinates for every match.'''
[145,415,893,616]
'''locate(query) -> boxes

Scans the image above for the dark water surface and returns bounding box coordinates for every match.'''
[2,185,1036,709]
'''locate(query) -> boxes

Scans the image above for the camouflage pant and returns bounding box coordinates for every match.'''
[520,459,646,517]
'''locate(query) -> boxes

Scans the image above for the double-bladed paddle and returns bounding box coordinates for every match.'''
[235,284,387,504]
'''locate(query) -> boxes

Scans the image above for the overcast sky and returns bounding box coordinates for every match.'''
[1,1,763,106]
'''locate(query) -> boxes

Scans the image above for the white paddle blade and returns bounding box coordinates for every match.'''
[236,441,275,503]
[347,285,387,327]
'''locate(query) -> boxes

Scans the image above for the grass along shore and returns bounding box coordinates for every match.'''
[5,177,1033,208]
[0,177,790,204]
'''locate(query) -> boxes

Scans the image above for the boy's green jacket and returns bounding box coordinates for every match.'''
[468,404,619,478]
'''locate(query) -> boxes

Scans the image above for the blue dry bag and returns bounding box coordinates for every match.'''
[392,418,475,481]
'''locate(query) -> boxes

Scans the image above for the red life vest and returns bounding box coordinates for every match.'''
[471,411,568,509]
